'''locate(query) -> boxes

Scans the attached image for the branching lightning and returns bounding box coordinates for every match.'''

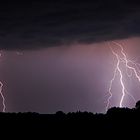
[106,41,139,111]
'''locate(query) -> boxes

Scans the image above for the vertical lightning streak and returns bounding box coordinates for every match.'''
[109,46,125,108]
[0,81,5,112]
[106,56,117,111]
[106,41,138,111]
[0,53,6,112]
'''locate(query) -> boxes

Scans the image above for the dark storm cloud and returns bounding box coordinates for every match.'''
[0,0,140,50]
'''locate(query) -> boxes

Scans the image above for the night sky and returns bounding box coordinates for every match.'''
[1,0,140,113]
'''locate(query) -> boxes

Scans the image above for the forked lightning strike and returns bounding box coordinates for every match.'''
[106,41,139,111]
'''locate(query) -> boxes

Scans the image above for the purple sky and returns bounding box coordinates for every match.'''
[0,37,140,113]
[1,1,140,113]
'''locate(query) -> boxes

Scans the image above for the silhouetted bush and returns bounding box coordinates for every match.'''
[135,100,140,110]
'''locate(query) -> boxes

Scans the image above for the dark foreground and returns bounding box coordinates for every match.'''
[0,107,140,137]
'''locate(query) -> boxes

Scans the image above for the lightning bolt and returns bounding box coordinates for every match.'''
[0,81,5,112]
[0,53,6,112]
[106,41,138,111]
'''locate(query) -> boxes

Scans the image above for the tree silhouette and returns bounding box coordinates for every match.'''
[135,100,140,110]
[0,100,140,134]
